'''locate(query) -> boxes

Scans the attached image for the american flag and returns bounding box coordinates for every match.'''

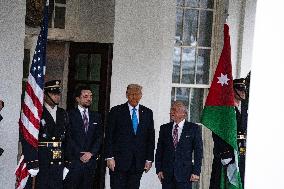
[15,1,49,188]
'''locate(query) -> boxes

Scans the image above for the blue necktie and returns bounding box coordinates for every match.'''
[132,108,138,134]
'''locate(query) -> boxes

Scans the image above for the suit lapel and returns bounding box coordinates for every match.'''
[86,111,95,138]
[43,106,55,125]
[123,103,134,134]
[75,108,85,135]
[178,121,190,147]
[136,106,144,134]
[168,123,175,150]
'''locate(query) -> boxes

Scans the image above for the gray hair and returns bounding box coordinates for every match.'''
[127,84,143,92]
[171,100,188,115]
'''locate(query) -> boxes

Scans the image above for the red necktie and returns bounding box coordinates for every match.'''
[83,109,89,133]
[173,124,179,148]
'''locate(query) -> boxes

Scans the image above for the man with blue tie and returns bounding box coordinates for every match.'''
[155,101,203,189]
[105,84,155,189]
[64,86,103,189]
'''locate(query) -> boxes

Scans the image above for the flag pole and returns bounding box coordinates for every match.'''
[32,177,36,189]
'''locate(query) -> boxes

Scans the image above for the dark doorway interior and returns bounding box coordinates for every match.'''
[67,42,113,188]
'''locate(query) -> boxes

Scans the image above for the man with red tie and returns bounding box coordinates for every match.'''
[105,84,155,189]
[155,101,203,189]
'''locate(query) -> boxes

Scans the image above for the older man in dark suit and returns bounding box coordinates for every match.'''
[105,84,155,189]
[64,85,103,189]
[155,101,203,189]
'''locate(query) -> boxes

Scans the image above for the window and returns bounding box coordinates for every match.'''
[172,0,214,123]
[48,0,66,29]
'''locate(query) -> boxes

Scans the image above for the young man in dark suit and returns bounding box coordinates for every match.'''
[155,101,203,189]
[105,84,155,189]
[64,86,103,189]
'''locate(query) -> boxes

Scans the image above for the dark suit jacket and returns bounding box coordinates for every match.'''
[155,121,203,182]
[68,108,103,170]
[105,102,155,172]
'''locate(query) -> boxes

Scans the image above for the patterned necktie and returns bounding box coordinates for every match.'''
[173,124,179,148]
[132,108,138,134]
[82,109,89,133]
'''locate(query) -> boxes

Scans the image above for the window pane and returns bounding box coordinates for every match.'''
[200,0,214,8]
[198,10,213,47]
[48,1,54,28]
[172,47,181,83]
[75,54,88,80]
[181,47,195,84]
[171,88,176,102]
[196,49,210,84]
[183,9,198,46]
[189,88,204,122]
[89,54,101,81]
[89,84,100,111]
[55,0,66,4]
[54,6,66,29]
[175,8,183,45]
[185,0,199,7]
[176,0,184,6]
[176,87,190,106]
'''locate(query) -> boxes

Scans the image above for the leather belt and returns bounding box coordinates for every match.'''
[237,135,246,139]
[38,142,62,148]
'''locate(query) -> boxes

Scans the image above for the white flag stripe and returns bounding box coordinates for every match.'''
[16,176,29,189]
[15,155,25,173]
[28,75,44,104]
[21,112,39,140]
[24,92,40,120]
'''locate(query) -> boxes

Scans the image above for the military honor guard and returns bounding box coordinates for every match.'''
[22,80,72,189]
[233,78,247,186]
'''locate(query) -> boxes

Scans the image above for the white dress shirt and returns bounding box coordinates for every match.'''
[128,103,139,124]
[78,105,89,122]
[44,103,57,122]
[172,119,185,142]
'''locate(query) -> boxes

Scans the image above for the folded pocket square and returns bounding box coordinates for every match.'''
[186,135,190,138]
[93,122,98,125]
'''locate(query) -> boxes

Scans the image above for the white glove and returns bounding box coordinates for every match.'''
[28,168,39,177]
[221,158,232,165]
[63,167,69,180]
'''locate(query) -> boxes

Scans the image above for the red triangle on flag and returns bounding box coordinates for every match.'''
[205,24,235,107]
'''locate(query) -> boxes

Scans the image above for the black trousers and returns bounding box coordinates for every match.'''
[64,165,95,189]
[162,176,192,189]
[110,158,143,189]
[239,154,246,187]
[25,165,64,189]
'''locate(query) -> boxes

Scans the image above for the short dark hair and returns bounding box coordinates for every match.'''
[74,85,92,98]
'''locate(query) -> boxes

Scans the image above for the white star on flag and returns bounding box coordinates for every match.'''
[217,73,230,86]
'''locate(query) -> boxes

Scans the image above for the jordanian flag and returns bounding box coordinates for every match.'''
[201,24,242,189]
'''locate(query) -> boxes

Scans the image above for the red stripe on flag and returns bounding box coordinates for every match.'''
[15,156,29,189]
[22,103,40,130]
[19,120,38,148]
[26,82,43,118]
